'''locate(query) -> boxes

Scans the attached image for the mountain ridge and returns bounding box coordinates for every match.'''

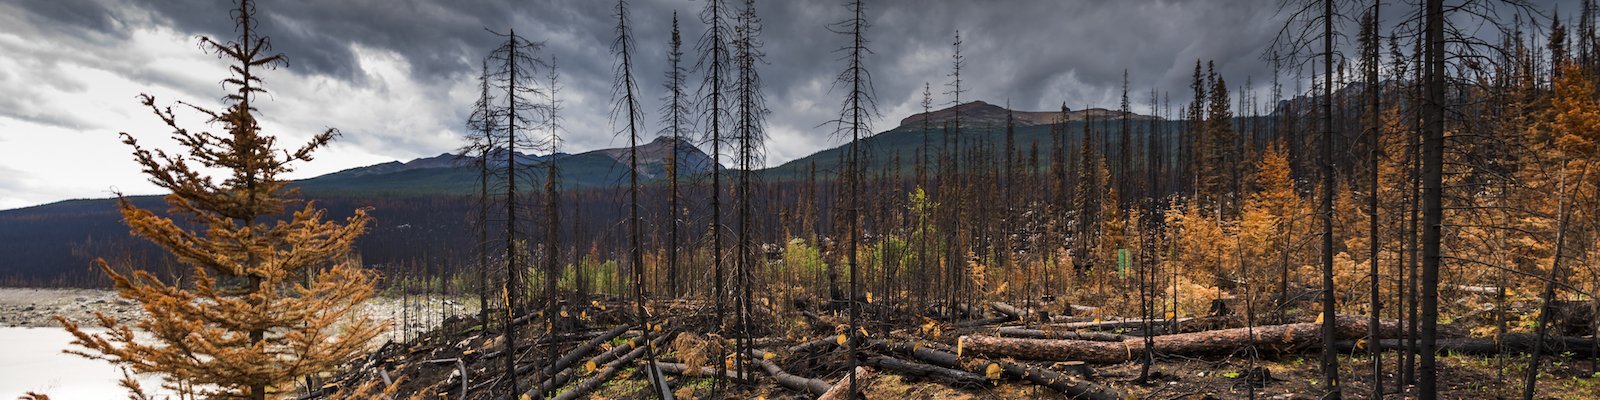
[897,100,1160,128]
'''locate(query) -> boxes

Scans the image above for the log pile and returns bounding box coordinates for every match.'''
[305,292,1600,400]
[869,340,1126,400]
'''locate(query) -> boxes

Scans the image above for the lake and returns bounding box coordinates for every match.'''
[0,327,172,400]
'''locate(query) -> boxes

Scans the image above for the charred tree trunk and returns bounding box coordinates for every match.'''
[1419,0,1444,397]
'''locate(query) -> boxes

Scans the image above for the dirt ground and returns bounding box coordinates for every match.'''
[573,350,1600,400]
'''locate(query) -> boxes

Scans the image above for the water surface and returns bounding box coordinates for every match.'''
[0,327,172,399]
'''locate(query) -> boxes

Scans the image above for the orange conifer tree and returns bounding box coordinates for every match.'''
[58,1,383,399]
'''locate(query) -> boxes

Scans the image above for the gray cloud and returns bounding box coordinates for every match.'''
[3,0,1572,209]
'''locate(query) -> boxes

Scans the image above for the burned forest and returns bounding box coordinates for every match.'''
[6,0,1600,399]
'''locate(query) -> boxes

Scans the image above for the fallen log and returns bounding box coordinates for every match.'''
[656,361,744,380]
[550,334,664,400]
[1054,361,1093,378]
[991,302,1025,319]
[871,340,1124,400]
[873,340,960,366]
[1069,304,1098,316]
[993,326,1126,342]
[962,316,1398,363]
[501,333,668,400]
[789,335,842,354]
[817,366,872,400]
[1341,333,1598,357]
[992,355,1123,400]
[749,349,832,396]
[862,355,986,388]
[1047,317,1197,331]
[521,323,631,384]
[481,329,607,360]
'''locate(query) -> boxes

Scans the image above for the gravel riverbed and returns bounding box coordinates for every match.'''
[0,287,475,339]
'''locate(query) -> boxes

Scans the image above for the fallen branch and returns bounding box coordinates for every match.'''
[960,316,1398,363]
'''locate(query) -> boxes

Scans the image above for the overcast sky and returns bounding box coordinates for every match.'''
[0,0,1570,210]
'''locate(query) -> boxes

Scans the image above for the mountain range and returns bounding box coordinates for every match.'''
[293,135,717,197]
[0,100,1174,285]
[261,100,1163,196]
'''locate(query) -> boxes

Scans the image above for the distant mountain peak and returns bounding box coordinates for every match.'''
[898,99,1158,129]
[311,135,716,185]
[592,135,716,178]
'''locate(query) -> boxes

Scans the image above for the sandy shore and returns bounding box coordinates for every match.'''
[0,288,476,339]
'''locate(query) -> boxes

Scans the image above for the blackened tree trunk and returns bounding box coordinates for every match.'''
[1419,0,1444,397]
[611,1,666,395]
[833,1,876,395]
[1362,4,1383,397]
[661,12,688,299]
[485,29,544,397]
[732,0,767,381]
[696,0,731,391]
[1319,0,1343,397]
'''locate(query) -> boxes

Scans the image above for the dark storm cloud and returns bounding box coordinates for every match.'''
[9,0,1475,166]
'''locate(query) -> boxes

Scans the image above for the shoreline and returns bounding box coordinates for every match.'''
[0,287,475,339]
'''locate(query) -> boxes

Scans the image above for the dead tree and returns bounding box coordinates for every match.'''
[536,57,566,400]
[463,58,499,333]
[944,31,966,313]
[660,12,690,299]
[610,1,667,396]
[829,0,878,396]
[483,28,545,397]
[1418,2,1446,396]
[732,0,768,382]
[1359,4,1382,397]
[695,0,732,391]
[1269,0,1349,396]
